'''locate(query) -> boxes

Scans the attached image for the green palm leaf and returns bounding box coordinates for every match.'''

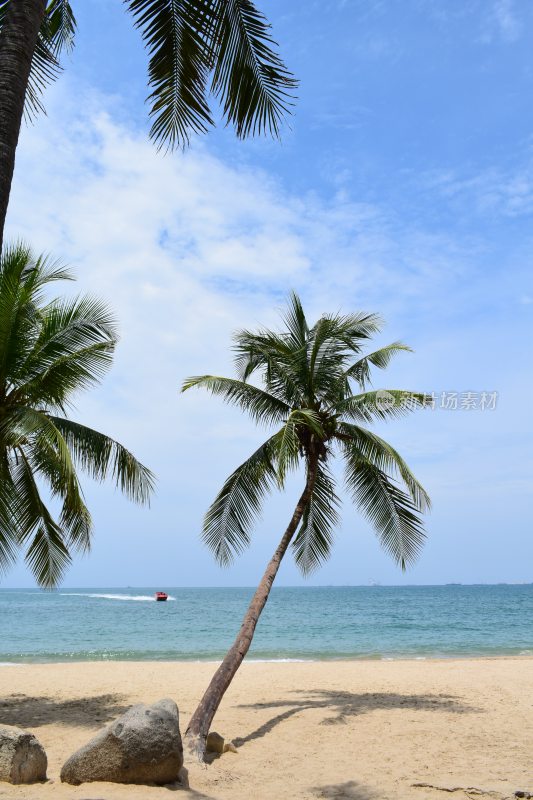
[344,342,413,390]
[234,328,307,407]
[342,444,426,570]
[0,457,19,573]
[337,422,431,512]
[335,389,431,423]
[20,0,77,121]
[308,313,382,402]
[12,450,72,588]
[13,295,117,407]
[27,433,92,553]
[202,434,279,565]
[182,374,290,426]
[126,0,215,148]
[292,461,340,575]
[50,417,155,505]
[209,0,297,138]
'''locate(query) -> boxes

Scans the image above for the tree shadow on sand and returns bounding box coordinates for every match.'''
[233,689,477,748]
[0,692,128,728]
[311,780,380,799]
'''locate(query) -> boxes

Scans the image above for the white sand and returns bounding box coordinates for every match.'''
[1,658,531,799]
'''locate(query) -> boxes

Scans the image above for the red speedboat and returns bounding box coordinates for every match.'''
[154,591,168,601]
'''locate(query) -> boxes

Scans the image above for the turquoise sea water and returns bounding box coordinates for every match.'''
[1,585,532,663]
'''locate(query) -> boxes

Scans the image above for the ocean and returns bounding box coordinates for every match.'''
[1,585,532,663]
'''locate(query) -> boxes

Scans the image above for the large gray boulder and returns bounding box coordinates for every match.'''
[60,698,183,786]
[0,725,47,784]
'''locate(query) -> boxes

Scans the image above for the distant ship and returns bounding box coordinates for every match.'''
[154,592,168,602]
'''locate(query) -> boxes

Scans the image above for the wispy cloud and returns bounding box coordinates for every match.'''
[422,160,533,218]
[481,0,522,42]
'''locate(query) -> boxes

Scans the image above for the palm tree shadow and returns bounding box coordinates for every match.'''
[233,689,477,748]
[311,780,380,799]
[0,692,128,728]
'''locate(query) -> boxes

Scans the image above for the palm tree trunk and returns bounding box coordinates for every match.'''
[0,0,47,255]
[184,456,319,761]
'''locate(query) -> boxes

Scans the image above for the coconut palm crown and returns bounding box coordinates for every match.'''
[0,242,154,588]
[183,292,431,575]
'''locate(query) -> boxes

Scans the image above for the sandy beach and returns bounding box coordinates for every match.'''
[0,658,531,800]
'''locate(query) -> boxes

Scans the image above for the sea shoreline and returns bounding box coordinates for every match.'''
[1,652,532,666]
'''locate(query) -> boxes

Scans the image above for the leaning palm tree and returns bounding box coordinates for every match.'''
[181,292,431,759]
[0,0,296,253]
[0,241,154,587]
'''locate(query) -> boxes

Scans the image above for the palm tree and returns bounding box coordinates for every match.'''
[181,292,431,759]
[0,0,296,253]
[0,241,154,587]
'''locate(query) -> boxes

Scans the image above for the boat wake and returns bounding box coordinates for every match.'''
[61,593,176,602]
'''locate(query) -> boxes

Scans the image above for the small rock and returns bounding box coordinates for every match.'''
[61,698,183,785]
[0,725,47,784]
[206,732,238,755]
[206,731,225,754]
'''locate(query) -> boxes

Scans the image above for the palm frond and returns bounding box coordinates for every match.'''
[2,406,77,482]
[0,457,19,573]
[337,422,431,512]
[335,389,431,423]
[24,35,60,121]
[23,0,77,121]
[275,409,324,484]
[283,290,309,349]
[126,0,215,148]
[203,433,279,565]
[181,374,290,426]
[0,245,74,387]
[49,417,155,505]
[12,450,72,588]
[292,461,340,575]
[13,295,117,406]
[28,434,92,554]
[345,342,412,390]
[308,313,380,401]
[233,328,305,407]
[209,0,296,138]
[45,0,76,54]
[233,328,292,382]
[275,416,300,485]
[342,445,426,570]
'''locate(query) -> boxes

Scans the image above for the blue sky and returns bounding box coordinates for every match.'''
[3,0,533,587]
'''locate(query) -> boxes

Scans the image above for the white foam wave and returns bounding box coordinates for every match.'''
[61,593,176,602]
